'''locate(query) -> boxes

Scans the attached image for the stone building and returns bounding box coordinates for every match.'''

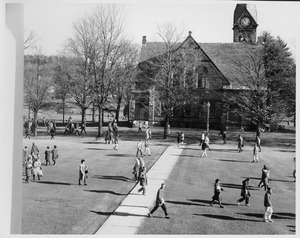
[131,4,262,129]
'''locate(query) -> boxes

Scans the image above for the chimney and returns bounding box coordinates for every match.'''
[188,31,192,36]
[142,36,147,44]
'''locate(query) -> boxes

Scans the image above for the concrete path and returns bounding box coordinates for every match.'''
[95,144,183,234]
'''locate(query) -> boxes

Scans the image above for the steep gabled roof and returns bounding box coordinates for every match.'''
[138,36,263,89]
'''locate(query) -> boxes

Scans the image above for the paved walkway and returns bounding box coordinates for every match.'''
[95,144,183,234]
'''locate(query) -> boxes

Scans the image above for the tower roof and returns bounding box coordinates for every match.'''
[234,4,257,24]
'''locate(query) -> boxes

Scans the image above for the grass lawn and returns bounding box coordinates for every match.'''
[137,130,296,234]
[22,125,296,234]
[22,126,168,234]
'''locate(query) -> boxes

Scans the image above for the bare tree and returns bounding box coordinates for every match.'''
[136,23,202,138]
[24,31,38,51]
[24,46,53,136]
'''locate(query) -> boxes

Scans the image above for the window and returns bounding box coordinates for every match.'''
[196,66,208,88]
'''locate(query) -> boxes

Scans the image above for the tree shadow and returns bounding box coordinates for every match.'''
[182,147,200,151]
[92,175,131,181]
[194,214,260,222]
[217,159,251,163]
[85,190,128,196]
[81,141,105,144]
[86,148,108,151]
[187,199,234,206]
[211,148,238,152]
[221,183,258,190]
[241,176,260,181]
[175,154,199,158]
[276,149,295,153]
[37,181,71,186]
[287,225,295,233]
[166,200,206,207]
[90,210,146,217]
[237,212,295,220]
[106,154,132,157]
[269,178,293,183]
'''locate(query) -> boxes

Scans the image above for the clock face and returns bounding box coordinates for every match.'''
[241,17,250,27]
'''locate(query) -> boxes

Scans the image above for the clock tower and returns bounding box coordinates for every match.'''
[233,4,258,43]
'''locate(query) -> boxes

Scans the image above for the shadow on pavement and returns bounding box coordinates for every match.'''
[92,175,131,181]
[106,154,133,157]
[210,148,238,152]
[166,200,206,207]
[269,178,293,183]
[90,210,146,217]
[287,225,295,233]
[81,141,105,144]
[195,214,260,222]
[237,212,295,220]
[85,190,128,196]
[37,181,72,186]
[217,159,251,163]
[187,199,235,206]
[86,148,108,150]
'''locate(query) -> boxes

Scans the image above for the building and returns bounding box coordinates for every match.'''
[131,4,262,129]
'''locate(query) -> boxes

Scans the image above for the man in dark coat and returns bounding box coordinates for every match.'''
[148,183,170,218]
[44,146,51,166]
[237,178,251,206]
[264,187,273,222]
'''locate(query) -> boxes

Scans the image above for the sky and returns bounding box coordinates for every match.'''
[23,0,299,58]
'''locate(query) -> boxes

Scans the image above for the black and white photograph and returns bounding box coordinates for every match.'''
[1,0,298,236]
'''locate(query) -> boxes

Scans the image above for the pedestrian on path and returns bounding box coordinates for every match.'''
[138,156,145,179]
[51,145,59,165]
[30,142,39,159]
[32,157,43,181]
[252,144,259,163]
[23,146,29,167]
[204,135,210,150]
[237,178,251,206]
[177,132,181,147]
[237,134,244,152]
[264,187,274,222]
[80,123,87,134]
[144,139,151,156]
[132,158,140,182]
[219,128,227,144]
[180,132,185,146]
[114,134,119,150]
[44,146,51,166]
[50,127,55,140]
[146,127,152,140]
[201,139,209,157]
[138,121,142,133]
[138,166,148,195]
[258,165,270,191]
[24,126,31,139]
[148,183,170,218]
[210,178,224,208]
[79,159,88,185]
[24,155,33,183]
[136,139,143,157]
[199,132,205,147]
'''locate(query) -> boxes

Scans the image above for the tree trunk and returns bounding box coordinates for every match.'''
[116,96,122,122]
[62,98,65,123]
[81,107,86,125]
[33,110,38,137]
[97,107,103,137]
[163,115,170,139]
[92,106,95,122]
[28,105,31,119]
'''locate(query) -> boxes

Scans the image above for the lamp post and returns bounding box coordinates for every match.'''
[207,101,210,133]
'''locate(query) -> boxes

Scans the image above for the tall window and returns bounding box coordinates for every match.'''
[196,66,208,89]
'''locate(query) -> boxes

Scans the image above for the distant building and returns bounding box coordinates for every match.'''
[131,4,262,129]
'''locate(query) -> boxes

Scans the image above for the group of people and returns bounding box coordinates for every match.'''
[64,117,86,135]
[104,119,119,150]
[23,142,59,183]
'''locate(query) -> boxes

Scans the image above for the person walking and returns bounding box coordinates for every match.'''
[44,146,51,166]
[199,132,205,147]
[80,123,87,134]
[144,139,151,156]
[201,139,209,157]
[132,158,140,182]
[78,159,88,185]
[204,134,210,150]
[32,157,43,181]
[138,156,145,179]
[264,187,274,222]
[138,166,148,195]
[148,183,170,218]
[24,155,33,183]
[114,134,119,150]
[146,127,152,140]
[138,121,142,133]
[30,142,39,159]
[219,128,227,144]
[180,131,185,146]
[258,165,270,191]
[23,146,29,167]
[50,126,55,140]
[24,126,31,139]
[293,157,296,182]
[237,134,244,152]
[51,145,59,165]
[237,178,251,206]
[177,132,181,147]
[210,178,224,208]
[252,144,259,163]
[256,135,262,152]
[136,139,143,157]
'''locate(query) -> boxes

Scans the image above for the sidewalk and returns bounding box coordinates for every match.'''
[95,144,184,234]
